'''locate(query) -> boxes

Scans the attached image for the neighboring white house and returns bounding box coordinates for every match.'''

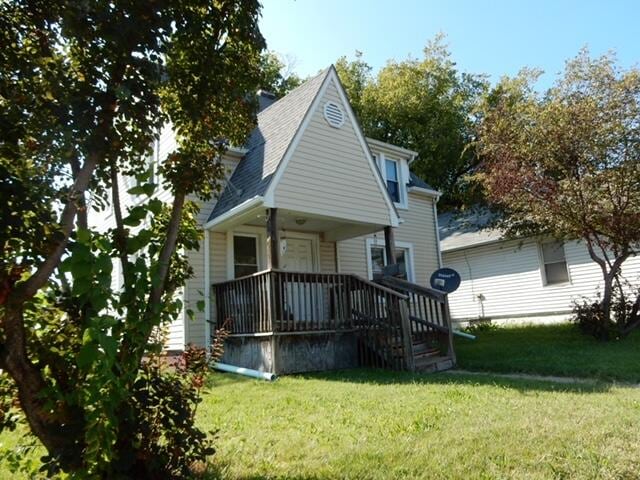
[439,210,640,325]
[96,66,453,374]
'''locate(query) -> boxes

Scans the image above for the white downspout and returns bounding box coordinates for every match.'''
[432,198,443,268]
[204,228,211,354]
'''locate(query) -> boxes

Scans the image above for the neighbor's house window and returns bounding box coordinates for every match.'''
[233,235,258,278]
[385,159,400,203]
[367,239,413,281]
[540,241,569,285]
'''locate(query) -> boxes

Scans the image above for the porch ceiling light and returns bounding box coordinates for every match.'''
[295,217,307,226]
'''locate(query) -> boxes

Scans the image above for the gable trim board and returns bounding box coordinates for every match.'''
[204,196,264,230]
[262,66,400,228]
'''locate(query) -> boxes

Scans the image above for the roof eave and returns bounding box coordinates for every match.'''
[408,186,441,199]
[204,196,264,230]
[441,237,506,254]
[365,137,419,159]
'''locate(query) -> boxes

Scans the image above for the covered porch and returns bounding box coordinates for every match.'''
[204,207,455,375]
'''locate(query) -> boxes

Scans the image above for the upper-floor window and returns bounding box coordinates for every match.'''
[370,150,407,208]
[385,159,400,203]
[540,241,569,285]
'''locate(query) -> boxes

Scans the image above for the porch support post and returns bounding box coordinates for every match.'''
[384,226,397,265]
[267,208,279,270]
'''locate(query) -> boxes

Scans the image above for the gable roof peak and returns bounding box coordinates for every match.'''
[207,67,332,223]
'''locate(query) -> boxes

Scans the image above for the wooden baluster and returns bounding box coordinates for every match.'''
[399,298,414,371]
[371,286,378,368]
[259,275,265,332]
[320,274,324,330]
[336,275,341,329]
[307,274,313,330]
[231,284,238,333]
[264,274,269,332]
[251,277,255,333]
[377,290,385,367]
[226,285,232,332]
[283,272,289,332]
[268,272,273,332]
[242,280,248,333]
[237,282,243,333]
[244,278,249,332]
[420,294,428,335]
[255,276,260,332]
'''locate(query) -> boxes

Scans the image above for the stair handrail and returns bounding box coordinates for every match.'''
[376,276,446,301]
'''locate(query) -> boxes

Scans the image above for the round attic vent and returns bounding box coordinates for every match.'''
[323,101,345,128]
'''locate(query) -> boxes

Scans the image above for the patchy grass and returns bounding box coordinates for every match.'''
[455,323,640,382]
[3,369,640,478]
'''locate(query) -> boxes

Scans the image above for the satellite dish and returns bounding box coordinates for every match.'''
[430,268,461,294]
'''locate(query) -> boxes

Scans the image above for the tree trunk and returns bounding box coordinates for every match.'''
[601,270,615,326]
[1,303,84,469]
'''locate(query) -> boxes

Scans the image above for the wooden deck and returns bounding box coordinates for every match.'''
[212,269,455,373]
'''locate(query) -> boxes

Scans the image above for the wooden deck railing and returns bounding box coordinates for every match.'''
[212,269,453,370]
[212,270,415,369]
[377,276,455,363]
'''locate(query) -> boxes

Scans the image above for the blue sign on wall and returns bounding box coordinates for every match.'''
[430,268,461,294]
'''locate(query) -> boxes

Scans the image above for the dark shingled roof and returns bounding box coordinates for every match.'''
[438,209,503,252]
[408,172,435,191]
[208,68,331,222]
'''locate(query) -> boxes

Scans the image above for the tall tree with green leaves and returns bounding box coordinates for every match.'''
[336,36,488,208]
[0,0,264,477]
[259,51,303,98]
[475,50,640,338]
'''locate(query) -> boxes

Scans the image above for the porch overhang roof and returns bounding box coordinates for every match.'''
[204,197,392,242]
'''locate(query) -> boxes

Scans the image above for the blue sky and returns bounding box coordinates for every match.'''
[261,0,640,89]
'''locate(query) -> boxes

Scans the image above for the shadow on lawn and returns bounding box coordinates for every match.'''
[298,368,613,394]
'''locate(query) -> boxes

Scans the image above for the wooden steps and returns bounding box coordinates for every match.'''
[414,355,454,373]
[411,339,454,373]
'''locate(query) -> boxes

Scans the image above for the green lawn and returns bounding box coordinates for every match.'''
[455,323,640,382]
[3,325,640,478]
[2,371,640,479]
[202,371,640,479]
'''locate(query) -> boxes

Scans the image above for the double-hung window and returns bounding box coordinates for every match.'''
[233,235,259,278]
[540,241,569,285]
[367,239,413,281]
[385,159,401,203]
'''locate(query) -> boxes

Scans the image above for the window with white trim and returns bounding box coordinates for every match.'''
[540,241,569,285]
[385,159,401,203]
[233,235,258,278]
[367,239,413,281]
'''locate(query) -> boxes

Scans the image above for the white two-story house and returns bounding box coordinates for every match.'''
[104,66,454,374]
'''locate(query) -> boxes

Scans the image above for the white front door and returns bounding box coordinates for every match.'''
[280,237,318,324]
[280,237,314,272]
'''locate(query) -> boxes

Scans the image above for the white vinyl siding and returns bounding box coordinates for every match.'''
[274,79,392,226]
[337,192,440,287]
[179,152,240,348]
[443,238,640,323]
[319,241,337,273]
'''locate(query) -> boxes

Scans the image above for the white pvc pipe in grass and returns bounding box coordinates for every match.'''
[453,330,476,340]
[212,362,277,381]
